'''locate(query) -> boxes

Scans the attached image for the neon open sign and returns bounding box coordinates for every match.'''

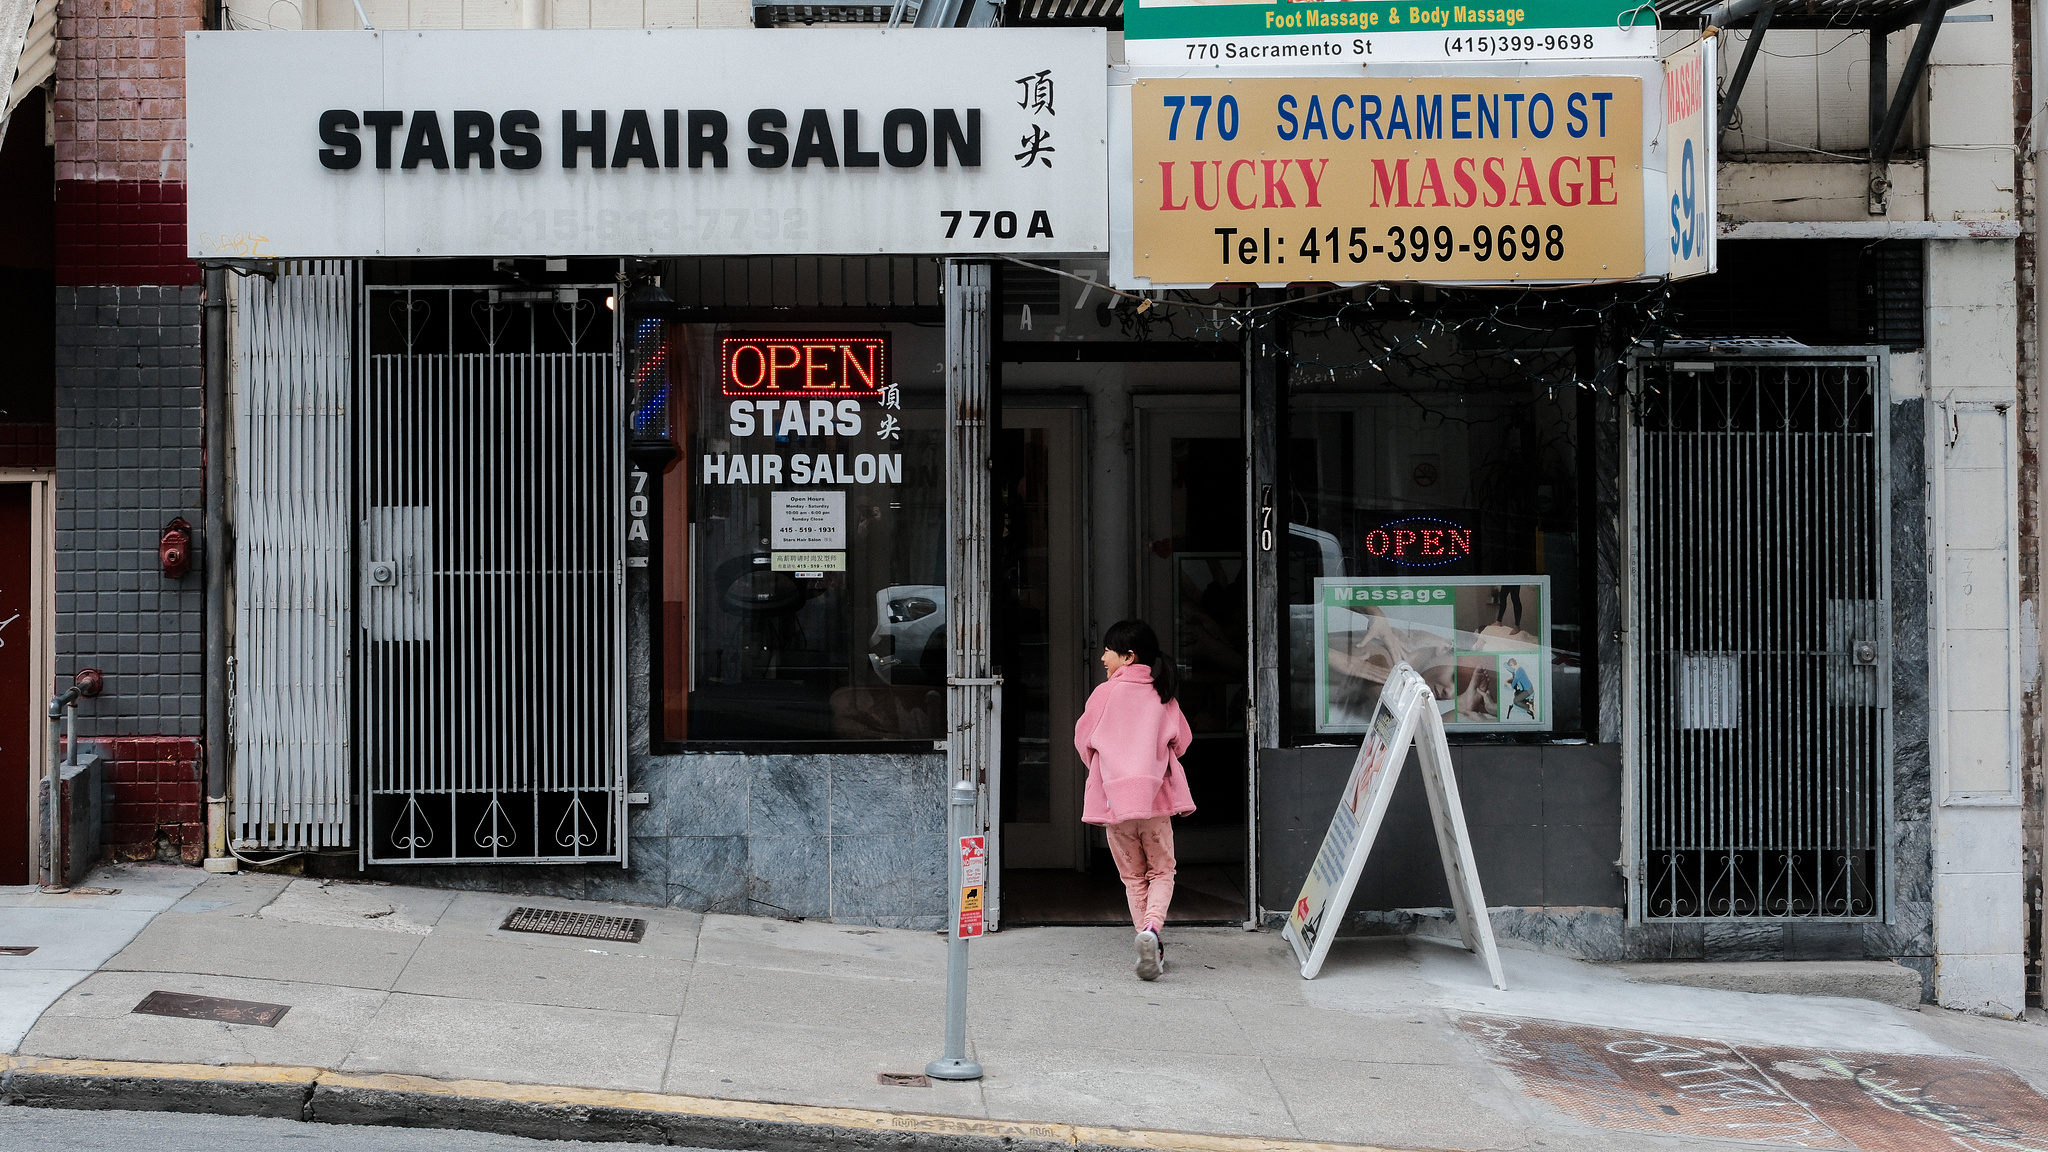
[1364,517,1472,568]
[721,335,888,397]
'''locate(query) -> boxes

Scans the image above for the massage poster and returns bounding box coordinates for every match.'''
[1312,576,1551,733]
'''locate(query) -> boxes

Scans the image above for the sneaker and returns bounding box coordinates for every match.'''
[1135,927,1161,981]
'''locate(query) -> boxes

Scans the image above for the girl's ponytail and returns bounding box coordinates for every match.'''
[1103,618,1177,704]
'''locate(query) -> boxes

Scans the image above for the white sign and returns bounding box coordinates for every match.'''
[185,29,1108,259]
[1662,36,1717,279]
[1282,663,1505,987]
[773,491,846,551]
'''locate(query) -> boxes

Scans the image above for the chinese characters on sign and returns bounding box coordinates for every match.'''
[1016,68,1055,168]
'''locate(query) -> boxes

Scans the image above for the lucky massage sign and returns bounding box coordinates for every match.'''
[1129,75,1644,287]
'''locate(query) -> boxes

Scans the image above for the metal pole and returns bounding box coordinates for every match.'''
[202,265,233,870]
[927,778,983,1081]
[44,698,63,889]
[44,685,80,890]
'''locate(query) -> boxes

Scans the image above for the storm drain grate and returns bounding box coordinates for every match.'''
[0,946,36,956]
[500,906,646,943]
[133,990,290,1027]
[878,1073,932,1088]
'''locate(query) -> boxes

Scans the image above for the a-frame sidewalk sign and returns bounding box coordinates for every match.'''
[1282,663,1507,988]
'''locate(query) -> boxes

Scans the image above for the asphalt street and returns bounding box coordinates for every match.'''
[0,1106,705,1151]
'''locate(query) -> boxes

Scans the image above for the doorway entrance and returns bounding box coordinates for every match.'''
[0,477,49,887]
[995,395,1248,925]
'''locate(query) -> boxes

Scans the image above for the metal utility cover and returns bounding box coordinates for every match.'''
[500,906,646,943]
[878,1073,932,1088]
[0,946,36,956]
[133,990,290,1027]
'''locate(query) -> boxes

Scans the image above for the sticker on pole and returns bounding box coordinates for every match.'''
[957,836,987,938]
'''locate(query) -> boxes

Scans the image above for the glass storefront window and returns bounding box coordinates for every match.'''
[1284,324,1585,742]
[654,322,947,743]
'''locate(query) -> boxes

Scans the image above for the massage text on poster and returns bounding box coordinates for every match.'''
[1120,0,1656,69]
[1128,77,1644,288]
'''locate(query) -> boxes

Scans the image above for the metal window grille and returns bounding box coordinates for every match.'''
[359,283,625,864]
[1630,351,1889,920]
[233,260,355,850]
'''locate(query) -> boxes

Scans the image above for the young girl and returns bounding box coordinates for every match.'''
[1074,619,1195,981]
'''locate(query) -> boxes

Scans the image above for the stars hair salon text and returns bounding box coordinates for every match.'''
[317,108,985,172]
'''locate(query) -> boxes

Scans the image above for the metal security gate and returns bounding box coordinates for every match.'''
[360,283,625,864]
[1630,350,1889,920]
[234,260,354,850]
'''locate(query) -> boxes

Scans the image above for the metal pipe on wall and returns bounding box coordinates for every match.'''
[202,266,233,871]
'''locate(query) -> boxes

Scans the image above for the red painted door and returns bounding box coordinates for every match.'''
[0,486,33,885]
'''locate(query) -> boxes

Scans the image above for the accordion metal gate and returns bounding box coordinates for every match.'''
[233,261,355,851]
[360,282,625,865]
[1630,350,1889,921]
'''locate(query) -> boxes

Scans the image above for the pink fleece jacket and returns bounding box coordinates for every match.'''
[1074,665,1197,826]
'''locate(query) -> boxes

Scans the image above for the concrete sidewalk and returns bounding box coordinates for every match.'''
[0,866,204,1053]
[6,865,2048,1151]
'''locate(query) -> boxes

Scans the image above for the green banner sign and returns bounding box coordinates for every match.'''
[1122,0,1656,67]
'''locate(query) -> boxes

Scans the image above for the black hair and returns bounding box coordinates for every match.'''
[1102,618,1177,704]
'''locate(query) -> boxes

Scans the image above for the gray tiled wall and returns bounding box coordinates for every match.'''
[1258,742,1625,918]
[53,286,205,735]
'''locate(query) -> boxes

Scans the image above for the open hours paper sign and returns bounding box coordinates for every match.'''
[1283,663,1505,986]
[1121,0,1656,68]
[1127,77,1644,288]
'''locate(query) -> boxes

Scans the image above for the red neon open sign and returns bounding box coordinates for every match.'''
[1364,517,1472,568]
[721,336,888,397]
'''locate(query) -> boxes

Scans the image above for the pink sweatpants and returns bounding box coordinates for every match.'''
[1104,815,1176,932]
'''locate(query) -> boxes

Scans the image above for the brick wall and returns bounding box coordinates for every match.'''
[53,0,198,185]
[53,0,208,852]
[92,736,203,863]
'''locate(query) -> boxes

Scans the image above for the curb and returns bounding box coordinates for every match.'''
[0,1056,1407,1152]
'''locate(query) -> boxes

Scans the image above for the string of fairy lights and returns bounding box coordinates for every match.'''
[1000,255,1681,408]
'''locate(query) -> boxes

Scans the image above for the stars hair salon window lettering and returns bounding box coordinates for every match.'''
[649,323,947,745]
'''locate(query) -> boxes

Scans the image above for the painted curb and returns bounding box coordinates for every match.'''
[0,1057,1411,1152]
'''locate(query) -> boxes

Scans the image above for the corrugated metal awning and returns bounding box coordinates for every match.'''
[0,0,54,146]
